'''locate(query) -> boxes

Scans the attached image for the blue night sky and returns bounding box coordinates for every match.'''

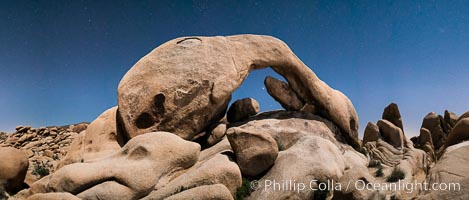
[1,1,469,137]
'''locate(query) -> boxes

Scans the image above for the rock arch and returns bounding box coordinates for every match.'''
[117,34,360,147]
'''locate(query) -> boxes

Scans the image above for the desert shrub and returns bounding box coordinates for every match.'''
[357,147,368,156]
[32,162,50,178]
[386,167,405,182]
[375,166,384,177]
[368,159,381,168]
[312,180,329,200]
[235,178,252,200]
[274,137,284,151]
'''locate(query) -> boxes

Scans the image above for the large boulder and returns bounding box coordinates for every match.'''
[443,110,458,133]
[227,127,278,176]
[363,122,380,144]
[226,98,260,123]
[25,132,200,199]
[221,111,365,199]
[457,111,469,122]
[382,103,404,132]
[443,118,469,149]
[377,119,404,149]
[422,112,446,150]
[415,141,469,200]
[117,35,359,148]
[142,153,241,199]
[0,147,29,195]
[264,76,304,111]
[58,107,122,168]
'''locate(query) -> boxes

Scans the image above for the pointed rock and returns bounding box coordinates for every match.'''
[382,103,404,133]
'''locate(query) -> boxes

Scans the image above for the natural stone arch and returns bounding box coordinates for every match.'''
[117,34,360,147]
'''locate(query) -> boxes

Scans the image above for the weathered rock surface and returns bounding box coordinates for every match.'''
[443,118,469,149]
[377,119,404,149]
[264,76,304,110]
[363,122,380,144]
[117,34,359,147]
[227,127,278,176]
[456,111,469,122]
[164,184,233,200]
[0,147,29,195]
[143,152,241,199]
[58,107,121,168]
[222,111,366,199]
[206,123,227,146]
[0,124,86,186]
[443,110,458,133]
[421,112,446,150]
[382,103,404,132]
[23,132,201,199]
[415,141,469,200]
[226,98,260,123]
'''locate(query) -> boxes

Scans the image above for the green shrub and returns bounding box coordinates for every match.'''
[274,137,284,151]
[375,166,384,177]
[386,167,405,182]
[357,147,368,156]
[235,178,252,200]
[368,159,381,168]
[32,162,50,178]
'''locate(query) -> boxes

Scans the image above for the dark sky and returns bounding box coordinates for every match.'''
[1,0,469,136]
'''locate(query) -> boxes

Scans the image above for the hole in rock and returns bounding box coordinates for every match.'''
[135,112,154,129]
[229,68,285,112]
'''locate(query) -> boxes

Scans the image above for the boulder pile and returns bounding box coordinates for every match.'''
[1,35,468,200]
[0,123,88,189]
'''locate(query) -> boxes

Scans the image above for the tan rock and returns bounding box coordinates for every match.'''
[264,76,304,110]
[58,107,121,169]
[207,123,227,146]
[415,141,469,200]
[227,98,260,123]
[422,112,446,149]
[419,128,433,147]
[443,118,469,149]
[220,111,358,199]
[227,127,278,176]
[382,103,404,132]
[28,132,200,200]
[165,184,233,200]
[117,35,359,148]
[443,110,458,133]
[377,119,404,149]
[0,147,29,195]
[27,192,80,200]
[456,110,469,122]
[142,153,241,199]
[43,150,54,159]
[363,122,380,144]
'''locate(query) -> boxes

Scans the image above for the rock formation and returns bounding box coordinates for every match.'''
[227,98,260,123]
[117,34,360,148]
[2,35,468,200]
[0,124,87,187]
[0,147,29,195]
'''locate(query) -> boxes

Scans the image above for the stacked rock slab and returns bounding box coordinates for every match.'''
[382,103,404,133]
[117,34,360,148]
